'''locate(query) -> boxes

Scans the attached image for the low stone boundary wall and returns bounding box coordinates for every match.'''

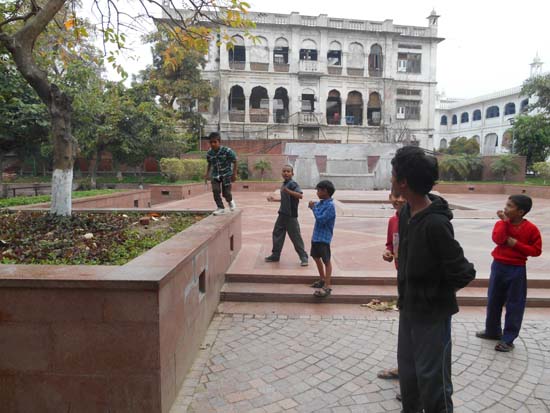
[435,183,550,198]
[17,190,151,210]
[0,211,242,413]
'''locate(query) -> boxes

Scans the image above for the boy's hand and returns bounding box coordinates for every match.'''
[382,249,394,262]
[506,236,517,247]
[203,174,209,183]
[281,186,289,194]
[497,210,506,220]
[308,200,315,209]
[267,195,274,202]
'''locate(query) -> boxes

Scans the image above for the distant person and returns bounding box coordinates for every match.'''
[204,132,237,215]
[309,180,336,298]
[392,146,476,412]
[265,165,309,266]
[476,195,542,352]
[377,189,406,384]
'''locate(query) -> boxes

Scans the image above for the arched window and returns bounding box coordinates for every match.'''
[473,109,481,121]
[249,86,269,123]
[327,41,342,66]
[439,138,448,150]
[273,87,289,123]
[440,115,448,125]
[228,35,245,70]
[452,114,457,125]
[345,91,363,125]
[228,85,245,122]
[300,39,318,61]
[347,42,365,76]
[486,106,500,118]
[369,44,383,76]
[273,37,289,68]
[250,36,269,71]
[504,102,516,116]
[301,88,316,113]
[367,92,382,126]
[520,99,529,113]
[326,90,342,125]
[483,133,498,155]
[461,112,469,123]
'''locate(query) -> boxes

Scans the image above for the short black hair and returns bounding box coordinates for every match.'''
[282,164,294,172]
[391,146,438,195]
[509,194,532,215]
[208,132,221,142]
[316,180,335,197]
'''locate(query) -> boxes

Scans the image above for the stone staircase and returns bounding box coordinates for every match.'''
[221,271,550,307]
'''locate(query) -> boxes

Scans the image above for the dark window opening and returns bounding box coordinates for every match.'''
[301,94,315,112]
[367,92,381,126]
[346,92,363,125]
[520,99,529,113]
[274,87,289,123]
[326,90,342,125]
[327,50,342,66]
[397,89,421,96]
[273,47,289,64]
[229,86,245,111]
[461,112,469,123]
[452,115,457,125]
[486,106,500,119]
[199,270,206,294]
[161,190,170,196]
[369,45,383,76]
[229,45,246,63]
[397,100,420,120]
[133,200,139,208]
[440,115,448,125]
[505,102,516,115]
[397,52,421,73]
[473,109,481,121]
[300,49,318,61]
[230,235,234,252]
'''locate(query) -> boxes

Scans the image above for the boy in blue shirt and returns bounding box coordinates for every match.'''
[204,132,237,215]
[308,180,336,298]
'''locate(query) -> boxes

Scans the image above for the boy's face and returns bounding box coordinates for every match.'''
[282,167,293,180]
[390,168,408,199]
[209,139,221,151]
[389,193,406,211]
[504,198,525,220]
[316,187,330,200]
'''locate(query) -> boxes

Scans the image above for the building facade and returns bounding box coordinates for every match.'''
[434,56,544,155]
[161,8,444,148]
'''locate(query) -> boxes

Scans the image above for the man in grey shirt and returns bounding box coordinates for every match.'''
[265,165,309,266]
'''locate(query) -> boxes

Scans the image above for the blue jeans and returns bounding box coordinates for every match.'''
[485,260,527,344]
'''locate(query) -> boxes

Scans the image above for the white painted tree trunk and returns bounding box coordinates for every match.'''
[50,169,73,216]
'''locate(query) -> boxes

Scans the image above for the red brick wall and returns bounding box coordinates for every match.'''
[247,154,288,180]
[482,156,526,182]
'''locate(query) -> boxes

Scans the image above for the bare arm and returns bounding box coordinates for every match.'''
[282,186,303,199]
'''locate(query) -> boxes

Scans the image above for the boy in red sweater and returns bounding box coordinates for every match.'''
[476,194,542,352]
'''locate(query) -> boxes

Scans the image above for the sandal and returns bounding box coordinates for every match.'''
[377,368,399,380]
[310,279,325,288]
[314,287,332,298]
[495,341,514,352]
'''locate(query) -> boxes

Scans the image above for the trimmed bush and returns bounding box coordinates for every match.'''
[160,158,207,182]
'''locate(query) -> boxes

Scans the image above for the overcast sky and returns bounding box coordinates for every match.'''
[96,0,549,99]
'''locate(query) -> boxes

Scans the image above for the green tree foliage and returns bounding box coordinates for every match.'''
[443,137,480,155]
[439,155,482,181]
[491,154,520,181]
[160,158,207,182]
[253,159,272,181]
[522,73,550,114]
[511,115,550,168]
[532,162,550,184]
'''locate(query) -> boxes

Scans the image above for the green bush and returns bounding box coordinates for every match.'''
[160,158,207,182]
[238,160,249,180]
[439,155,482,181]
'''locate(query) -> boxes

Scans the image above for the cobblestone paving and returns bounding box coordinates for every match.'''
[171,313,550,413]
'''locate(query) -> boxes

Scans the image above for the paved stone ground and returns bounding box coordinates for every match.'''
[170,310,550,413]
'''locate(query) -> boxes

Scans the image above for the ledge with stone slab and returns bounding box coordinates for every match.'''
[0,209,241,413]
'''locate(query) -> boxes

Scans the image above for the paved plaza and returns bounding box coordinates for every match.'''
[162,189,550,412]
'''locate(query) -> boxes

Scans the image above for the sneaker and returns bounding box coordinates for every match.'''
[475,330,502,340]
[229,200,236,211]
[310,279,325,288]
[265,255,280,262]
[300,259,309,267]
[213,208,226,216]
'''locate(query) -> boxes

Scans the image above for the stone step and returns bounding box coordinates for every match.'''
[225,273,550,289]
[220,283,550,307]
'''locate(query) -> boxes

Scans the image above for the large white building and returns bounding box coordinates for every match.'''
[161,7,444,148]
[434,56,544,155]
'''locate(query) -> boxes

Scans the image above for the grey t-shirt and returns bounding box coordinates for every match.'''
[279,179,302,217]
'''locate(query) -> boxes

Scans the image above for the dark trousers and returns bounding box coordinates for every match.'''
[211,178,232,209]
[485,260,527,344]
[398,312,453,413]
[271,214,308,260]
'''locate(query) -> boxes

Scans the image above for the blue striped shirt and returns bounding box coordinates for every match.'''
[311,198,336,244]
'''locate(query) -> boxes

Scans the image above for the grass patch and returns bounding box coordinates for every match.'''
[0,190,120,208]
[438,178,550,186]
[0,211,204,265]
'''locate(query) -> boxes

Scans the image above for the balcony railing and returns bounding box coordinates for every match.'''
[298,112,322,125]
[299,60,321,74]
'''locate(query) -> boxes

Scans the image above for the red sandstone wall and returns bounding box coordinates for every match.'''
[247,154,288,181]
[18,190,151,210]
[435,183,550,199]
[0,211,241,413]
[481,156,526,182]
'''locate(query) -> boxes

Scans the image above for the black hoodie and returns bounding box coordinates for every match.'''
[397,194,476,318]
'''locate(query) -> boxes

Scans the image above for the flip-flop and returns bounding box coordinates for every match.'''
[313,287,332,298]
[495,341,514,352]
[377,368,399,379]
[310,279,325,288]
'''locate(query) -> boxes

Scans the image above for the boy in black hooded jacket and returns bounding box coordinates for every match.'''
[391,146,476,413]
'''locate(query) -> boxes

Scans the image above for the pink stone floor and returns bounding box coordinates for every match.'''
[159,190,550,282]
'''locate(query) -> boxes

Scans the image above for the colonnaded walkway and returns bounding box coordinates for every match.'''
[161,189,550,412]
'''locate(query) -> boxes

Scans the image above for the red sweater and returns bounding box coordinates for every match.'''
[386,212,399,269]
[491,219,542,266]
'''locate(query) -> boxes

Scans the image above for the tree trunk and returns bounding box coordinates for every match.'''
[0,0,76,215]
[0,153,6,199]
[90,149,101,190]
